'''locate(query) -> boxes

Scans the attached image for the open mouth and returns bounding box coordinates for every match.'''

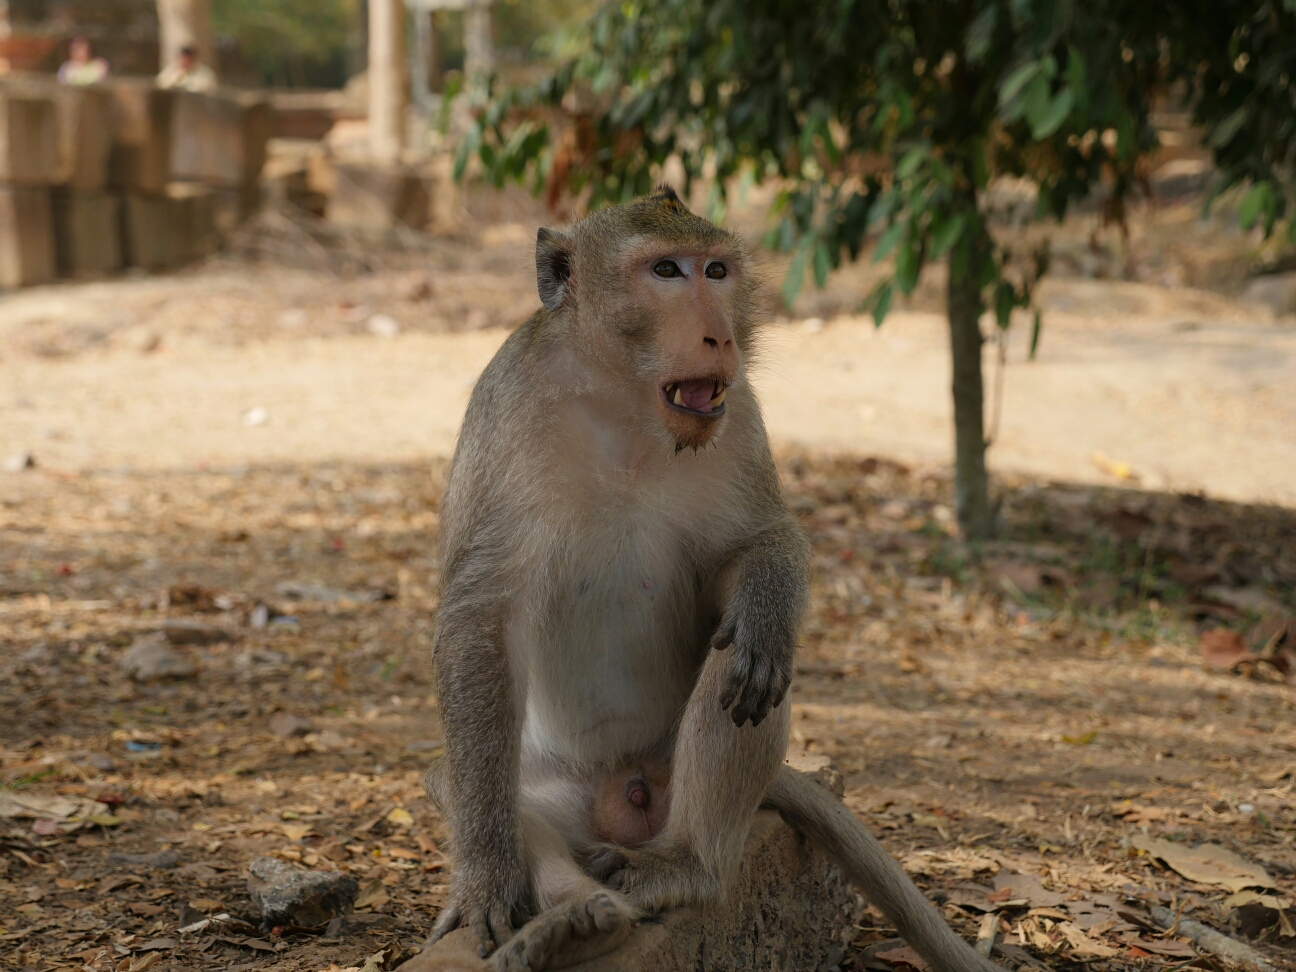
[663,379,727,417]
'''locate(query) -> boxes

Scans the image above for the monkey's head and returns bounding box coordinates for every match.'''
[535,186,756,451]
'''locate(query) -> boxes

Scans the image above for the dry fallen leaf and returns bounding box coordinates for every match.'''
[875,946,929,970]
[386,807,413,826]
[1200,628,1250,670]
[353,878,389,911]
[1059,922,1120,958]
[1132,835,1275,891]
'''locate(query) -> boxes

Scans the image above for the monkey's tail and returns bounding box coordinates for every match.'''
[765,767,1004,972]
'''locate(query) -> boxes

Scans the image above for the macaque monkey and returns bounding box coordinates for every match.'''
[425,187,1002,972]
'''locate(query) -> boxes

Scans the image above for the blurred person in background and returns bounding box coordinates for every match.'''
[157,44,216,92]
[57,36,109,85]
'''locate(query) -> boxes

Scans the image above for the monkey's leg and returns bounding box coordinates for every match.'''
[766,768,1004,972]
[492,812,637,972]
[592,647,791,909]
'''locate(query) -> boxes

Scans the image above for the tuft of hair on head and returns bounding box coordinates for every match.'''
[651,184,682,207]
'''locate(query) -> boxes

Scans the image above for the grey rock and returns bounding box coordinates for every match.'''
[163,618,232,646]
[106,849,179,870]
[269,713,314,738]
[247,857,358,928]
[120,636,195,681]
[89,753,116,772]
[1243,271,1296,316]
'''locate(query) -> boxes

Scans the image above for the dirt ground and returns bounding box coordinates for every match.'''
[2,203,1295,972]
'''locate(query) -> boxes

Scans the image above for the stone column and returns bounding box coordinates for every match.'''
[463,1,494,83]
[368,0,407,164]
[156,0,215,76]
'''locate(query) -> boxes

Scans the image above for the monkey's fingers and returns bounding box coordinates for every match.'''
[708,616,738,652]
[729,656,772,726]
[718,666,747,714]
[586,846,630,882]
[425,904,461,947]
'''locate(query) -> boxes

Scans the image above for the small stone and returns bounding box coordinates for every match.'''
[783,751,846,798]
[105,849,179,870]
[120,637,195,681]
[3,452,35,473]
[270,713,314,738]
[366,314,401,338]
[163,619,232,646]
[89,753,116,772]
[246,856,358,928]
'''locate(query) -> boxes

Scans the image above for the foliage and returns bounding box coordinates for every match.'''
[463,0,1295,315]
[212,0,359,88]
[1162,1,1296,240]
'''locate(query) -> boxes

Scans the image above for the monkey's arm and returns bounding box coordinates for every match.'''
[709,515,810,727]
[428,592,526,956]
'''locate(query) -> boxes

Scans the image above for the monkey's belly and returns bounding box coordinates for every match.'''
[590,759,671,847]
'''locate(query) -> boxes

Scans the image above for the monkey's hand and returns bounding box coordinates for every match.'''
[710,607,794,728]
[425,862,528,958]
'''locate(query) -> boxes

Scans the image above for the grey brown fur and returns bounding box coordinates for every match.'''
[425,188,1001,972]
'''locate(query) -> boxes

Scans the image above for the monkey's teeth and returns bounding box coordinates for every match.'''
[673,386,684,407]
[711,387,726,406]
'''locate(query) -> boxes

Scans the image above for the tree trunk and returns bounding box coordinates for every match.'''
[947,214,994,540]
[367,0,406,165]
[156,0,214,75]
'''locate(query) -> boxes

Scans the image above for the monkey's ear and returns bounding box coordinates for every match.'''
[536,228,573,312]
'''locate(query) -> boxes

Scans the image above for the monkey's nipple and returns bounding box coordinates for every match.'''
[625,775,650,810]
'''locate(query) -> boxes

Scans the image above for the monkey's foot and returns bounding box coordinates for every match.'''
[587,845,720,912]
[491,891,634,972]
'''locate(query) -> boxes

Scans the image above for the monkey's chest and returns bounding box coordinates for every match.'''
[518,534,708,762]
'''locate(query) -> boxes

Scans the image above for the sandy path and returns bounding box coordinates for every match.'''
[2,272,1293,505]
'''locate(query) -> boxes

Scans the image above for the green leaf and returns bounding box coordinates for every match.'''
[965,6,997,63]
[895,237,920,294]
[896,145,928,179]
[1239,185,1265,230]
[930,213,967,258]
[867,281,894,328]
[1209,106,1250,148]
[994,281,1014,328]
[454,123,482,183]
[1029,310,1042,360]
[873,222,905,262]
[813,242,832,288]
[999,60,1043,109]
[1029,87,1074,139]
[782,242,810,308]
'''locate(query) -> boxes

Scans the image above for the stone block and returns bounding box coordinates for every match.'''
[400,811,863,972]
[121,192,186,270]
[0,87,59,184]
[328,162,430,232]
[0,186,55,288]
[108,81,173,194]
[170,90,272,187]
[52,190,122,275]
[53,84,115,191]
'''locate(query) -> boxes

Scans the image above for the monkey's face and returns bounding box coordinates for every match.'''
[629,247,742,451]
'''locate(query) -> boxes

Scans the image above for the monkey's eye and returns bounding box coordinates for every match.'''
[652,260,682,278]
[705,261,727,280]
